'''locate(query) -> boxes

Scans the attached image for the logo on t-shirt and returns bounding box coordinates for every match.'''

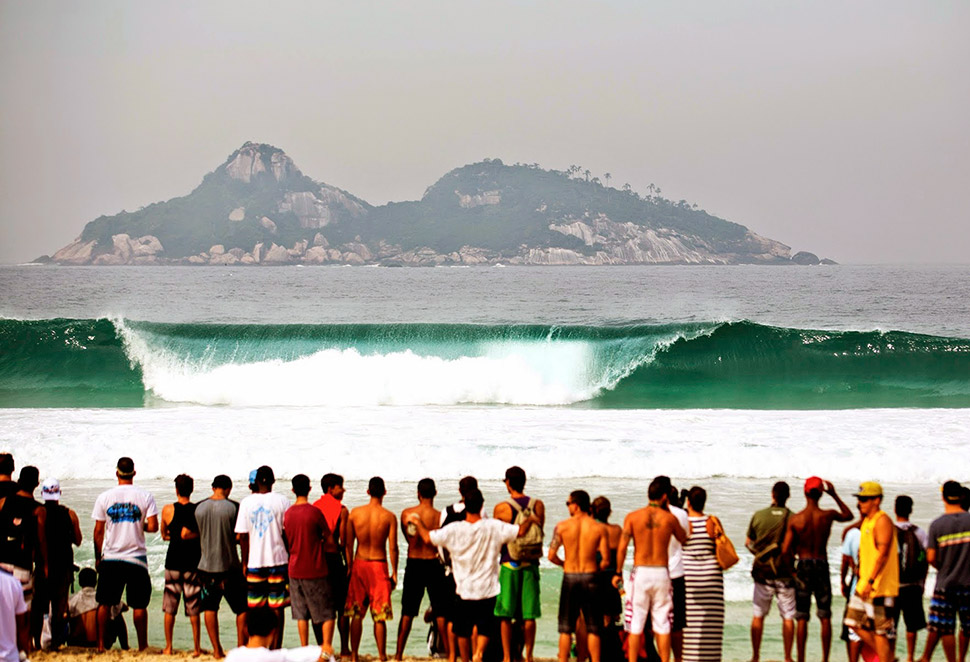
[107,502,143,524]
[250,505,274,538]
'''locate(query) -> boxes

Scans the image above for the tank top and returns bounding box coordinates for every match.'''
[44,502,75,575]
[858,510,899,598]
[165,502,202,571]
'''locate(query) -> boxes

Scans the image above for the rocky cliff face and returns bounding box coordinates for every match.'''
[45,144,824,266]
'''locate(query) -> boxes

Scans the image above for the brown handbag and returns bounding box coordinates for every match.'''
[712,516,740,570]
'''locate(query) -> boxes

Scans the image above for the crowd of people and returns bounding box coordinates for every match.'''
[0,450,968,662]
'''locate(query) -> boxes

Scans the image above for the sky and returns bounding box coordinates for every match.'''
[0,1,968,264]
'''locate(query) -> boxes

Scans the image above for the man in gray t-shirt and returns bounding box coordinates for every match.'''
[193,475,246,658]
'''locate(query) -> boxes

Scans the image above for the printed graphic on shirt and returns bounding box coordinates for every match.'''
[107,502,143,524]
[250,505,274,538]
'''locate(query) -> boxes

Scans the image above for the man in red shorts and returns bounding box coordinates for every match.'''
[345,477,398,662]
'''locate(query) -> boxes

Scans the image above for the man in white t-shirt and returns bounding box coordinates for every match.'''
[408,487,539,662]
[92,456,158,652]
[0,567,28,662]
[235,465,290,648]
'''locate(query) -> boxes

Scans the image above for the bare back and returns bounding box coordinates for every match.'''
[401,502,440,560]
[553,514,609,574]
[624,506,685,567]
[787,503,837,560]
[349,502,396,561]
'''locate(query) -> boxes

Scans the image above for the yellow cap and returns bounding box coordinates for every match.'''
[853,481,883,498]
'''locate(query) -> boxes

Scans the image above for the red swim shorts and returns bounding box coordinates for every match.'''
[345,559,393,622]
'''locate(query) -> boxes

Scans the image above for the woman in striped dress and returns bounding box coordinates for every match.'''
[682,486,725,662]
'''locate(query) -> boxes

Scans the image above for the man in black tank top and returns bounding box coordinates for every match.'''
[160,474,202,656]
[36,478,82,650]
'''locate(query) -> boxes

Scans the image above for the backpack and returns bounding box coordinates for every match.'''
[897,525,928,585]
[505,498,544,562]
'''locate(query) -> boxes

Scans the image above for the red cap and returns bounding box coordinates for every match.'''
[804,476,824,493]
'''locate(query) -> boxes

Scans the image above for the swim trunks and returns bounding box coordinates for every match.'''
[844,593,895,637]
[345,558,393,621]
[162,569,201,616]
[246,564,290,609]
[558,573,602,635]
[794,558,832,620]
[401,558,447,617]
[96,560,152,610]
[624,565,672,636]
[198,569,247,614]
[494,563,541,620]
[928,586,970,636]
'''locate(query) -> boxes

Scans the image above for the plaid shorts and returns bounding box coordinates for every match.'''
[928,587,970,636]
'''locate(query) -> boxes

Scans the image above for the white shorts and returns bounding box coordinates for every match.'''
[624,566,672,636]
[753,580,796,620]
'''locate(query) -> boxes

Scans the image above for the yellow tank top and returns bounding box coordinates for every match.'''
[858,510,899,598]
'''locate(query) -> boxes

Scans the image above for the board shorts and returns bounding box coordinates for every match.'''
[454,596,498,640]
[291,576,335,624]
[794,558,832,620]
[199,569,248,614]
[162,569,202,615]
[96,560,152,610]
[558,573,602,635]
[401,558,447,617]
[345,558,393,621]
[596,570,622,622]
[844,593,896,637]
[753,579,797,620]
[928,586,970,636]
[624,565,672,636]
[494,563,541,620]
[246,564,290,609]
[671,575,687,632]
[325,552,348,616]
[894,584,927,632]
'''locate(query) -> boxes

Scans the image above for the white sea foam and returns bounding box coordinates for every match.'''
[4,406,967,483]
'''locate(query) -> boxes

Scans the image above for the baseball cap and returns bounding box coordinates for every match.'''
[248,469,259,486]
[804,476,823,494]
[41,477,61,501]
[853,481,883,498]
[942,480,963,504]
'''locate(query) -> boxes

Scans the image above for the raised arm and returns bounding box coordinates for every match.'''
[825,481,853,522]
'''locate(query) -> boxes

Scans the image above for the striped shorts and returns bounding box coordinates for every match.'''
[246,564,290,609]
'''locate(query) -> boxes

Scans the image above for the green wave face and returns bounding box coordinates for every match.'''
[0,318,967,409]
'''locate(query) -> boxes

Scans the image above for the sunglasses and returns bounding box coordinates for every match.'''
[565,500,574,506]
[857,496,875,502]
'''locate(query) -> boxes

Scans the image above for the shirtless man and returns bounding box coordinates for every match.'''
[395,478,446,661]
[613,478,688,662]
[345,476,398,662]
[548,490,609,662]
[313,473,350,656]
[782,477,852,662]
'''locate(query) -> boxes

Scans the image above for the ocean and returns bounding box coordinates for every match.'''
[1,264,968,659]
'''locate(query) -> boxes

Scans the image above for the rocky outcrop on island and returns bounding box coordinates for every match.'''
[45,143,830,266]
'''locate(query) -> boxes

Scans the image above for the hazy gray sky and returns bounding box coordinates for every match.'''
[1,1,967,264]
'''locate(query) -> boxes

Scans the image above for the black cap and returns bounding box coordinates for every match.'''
[943,480,963,504]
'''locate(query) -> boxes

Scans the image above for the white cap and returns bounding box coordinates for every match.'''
[41,477,61,501]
